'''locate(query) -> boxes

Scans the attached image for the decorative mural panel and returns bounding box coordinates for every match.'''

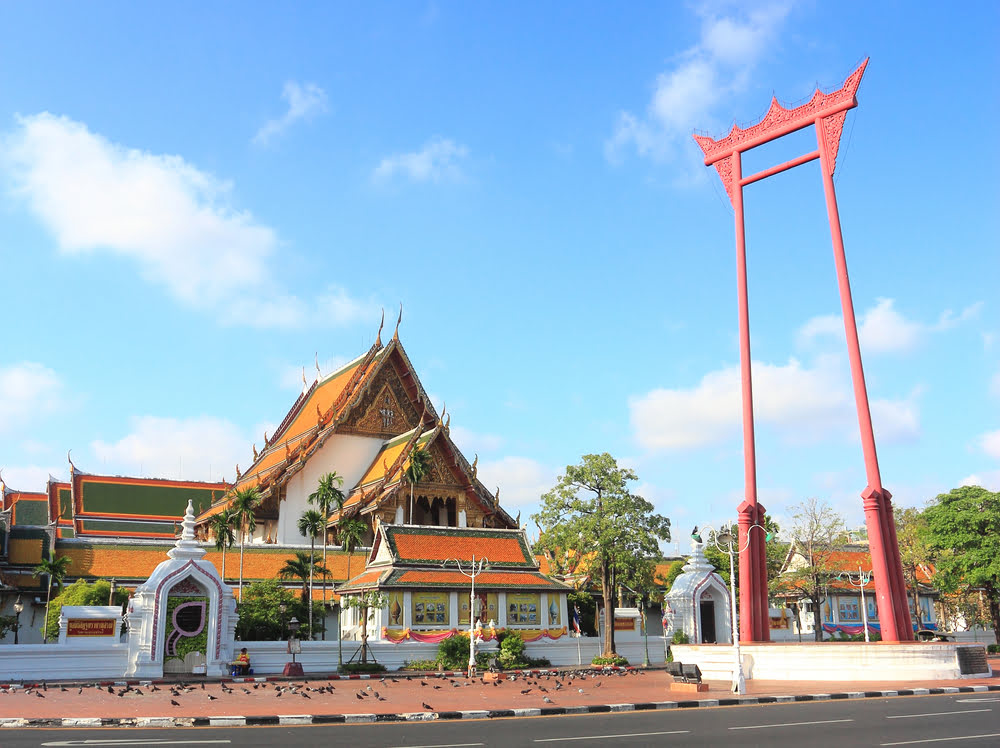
[838,598,861,622]
[506,592,540,626]
[546,596,560,627]
[387,591,404,628]
[866,596,878,621]
[341,362,420,438]
[458,591,497,626]
[164,595,208,662]
[412,591,449,627]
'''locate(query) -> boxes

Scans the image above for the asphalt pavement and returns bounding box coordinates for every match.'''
[3,692,1000,747]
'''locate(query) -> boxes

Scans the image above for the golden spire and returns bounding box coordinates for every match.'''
[315,352,321,378]
[67,449,76,474]
[252,443,258,460]
[235,463,241,479]
[471,453,478,478]
[376,308,385,347]
[392,302,402,341]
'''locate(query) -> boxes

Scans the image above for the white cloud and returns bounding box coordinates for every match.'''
[91,415,251,483]
[960,471,1000,492]
[606,4,790,164]
[316,286,383,327]
[991,368,1000,399]
[0,362,63,434]
[631,355,919,450]
[980,429,1000,460]
[2,113,376,329]
[477,456,556,509]
[373,137,469,183]
[253,81,328,146]
[449,425,504,455]
[0,464,65,493]
[798,298,983,354]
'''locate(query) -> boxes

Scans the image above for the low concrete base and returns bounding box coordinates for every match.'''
[671,682,709,692]
[282,662,304,676]
[671,642,993,682]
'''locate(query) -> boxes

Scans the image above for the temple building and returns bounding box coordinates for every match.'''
[1,322,561,647]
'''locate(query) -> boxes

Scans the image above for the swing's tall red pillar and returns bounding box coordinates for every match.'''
[694,59,915,643]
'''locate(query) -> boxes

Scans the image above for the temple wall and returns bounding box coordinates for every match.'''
[279,434,384,545]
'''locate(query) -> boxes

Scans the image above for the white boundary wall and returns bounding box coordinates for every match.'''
[0,643,130,681]
[671,642,993,682]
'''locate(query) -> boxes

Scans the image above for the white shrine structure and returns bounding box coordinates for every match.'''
[124,500,238,678]
[664,537,732,645]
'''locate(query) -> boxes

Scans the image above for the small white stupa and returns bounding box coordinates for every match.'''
[124,500,238,678]
[664,537,732,645]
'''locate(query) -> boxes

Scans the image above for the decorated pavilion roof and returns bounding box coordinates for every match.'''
[337,566,569,593]
[381,525,536,567]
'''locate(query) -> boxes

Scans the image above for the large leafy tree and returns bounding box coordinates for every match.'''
[298,508,326,639]
[922,485,1000,643]
[405,446,433,524]
[782,498,846,641]
[895,506,933,627]
[231,486,262,602]
[532,453,671,656]
[279,551,330,603]
[309,472,345,625]
[210,508,236,583]
[33,554,72,643]
[236,579,323,641]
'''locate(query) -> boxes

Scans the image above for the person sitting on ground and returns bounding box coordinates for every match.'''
[236,647,250,675]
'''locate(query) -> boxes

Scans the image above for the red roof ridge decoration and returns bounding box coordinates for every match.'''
[694,58,868,163]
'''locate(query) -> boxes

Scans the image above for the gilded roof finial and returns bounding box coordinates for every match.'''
[375,308,385,347]
[444,413,450,433]
[235,463,241,479]
[392,302,402,341]
[471,453,478,478]
[67,450,76,474]
[252,443,258,460]
[285,442,292,461]
[263,431,269,446]
[495,485,501,506]
[438,402,446,428]
[315,352,321,378]
[301,366,307,388]
[316,403,323,423]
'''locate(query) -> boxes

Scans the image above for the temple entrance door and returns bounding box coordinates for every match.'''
[700,601,716,643]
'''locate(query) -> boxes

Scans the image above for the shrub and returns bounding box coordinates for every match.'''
[438,633,472,670]
[497,631,527,669]
[340,662,387,674]
[671,630,690,644]
[401,659,439,671]
[592,654,629,667]
[44,579,129,640]
[987,644,1000,654]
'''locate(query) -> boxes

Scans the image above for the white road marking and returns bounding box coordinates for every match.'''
[389,744,484,748]
[880,734,1000,746]
[534,731,689,742]
[955,697,1000,703]
[42,741,231,747]
[887,708,992,719]
[729,718,854,730]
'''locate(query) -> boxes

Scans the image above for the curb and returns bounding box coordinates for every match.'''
[2,684,997,728]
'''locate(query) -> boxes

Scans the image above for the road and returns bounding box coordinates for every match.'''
[4,693,999,747]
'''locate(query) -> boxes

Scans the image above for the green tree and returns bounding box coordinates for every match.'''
[532,453,671,656]
[0,615,17,641]
[922,485,1000,643]
[33,554,72,643]
[210,508,236,582]
[43,579,128,641]
[279,551,330,603]
[235,579,324,641]
[309,472,345,628]
[405,446,433,524]
[298,508,326,639]
[783,498,846,641]
[231,486,262,602]
[343,589,386,663]
[896,506,932,627]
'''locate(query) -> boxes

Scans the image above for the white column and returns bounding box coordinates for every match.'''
[497,592,507,628]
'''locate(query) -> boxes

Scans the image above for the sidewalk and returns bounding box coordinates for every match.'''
[1,661,997,728]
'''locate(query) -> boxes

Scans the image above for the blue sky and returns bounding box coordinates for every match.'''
[1,2,997,548]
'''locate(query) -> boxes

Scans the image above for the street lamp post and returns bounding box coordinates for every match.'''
[13,595,23,645]
[443,554,489,678]
[692,523,772,695]
[284,616,303,676]
[838,566,874,643]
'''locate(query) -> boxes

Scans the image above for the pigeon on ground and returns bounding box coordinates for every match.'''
[107,686,115,694]
[543,696,552,703]
[242,688,251,694]
[595,682,602,688]
[36,692,44,698]
[520,688,532,694]
[170,699,181,707]
[201,683,206,690]
[422,702,433,710]
[151,685,160,692]
[208,694,218,700]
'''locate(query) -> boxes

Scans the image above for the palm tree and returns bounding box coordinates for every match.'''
[298,508,326,639]
[279,551,329,603]
[33,555,71,643]
[405,446,433,524]
[231,486,262,602]
[308,471,345,634]
[336,515,367,666]
[210,508,236,583]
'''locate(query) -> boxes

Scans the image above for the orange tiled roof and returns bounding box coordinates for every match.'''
[357,433,414,487]
[383,525,535,567]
